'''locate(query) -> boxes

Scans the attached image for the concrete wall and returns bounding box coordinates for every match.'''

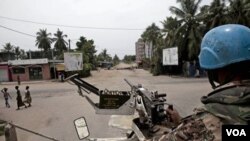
[43,64,51,80]
[0,65,9,82]
[10,64,51,81]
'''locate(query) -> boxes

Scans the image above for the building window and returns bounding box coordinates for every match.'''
[29,67,43,80]
[13,68,25,74]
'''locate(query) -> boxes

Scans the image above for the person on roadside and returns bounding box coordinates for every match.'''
[60,72,64,82]
[17,75,21,85]
[159,24,250,141]
[15,86,27,110]
[24,86,32,107]
[1,88,12,108]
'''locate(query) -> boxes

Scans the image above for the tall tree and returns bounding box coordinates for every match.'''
[19,49,26,59]
[141,23,161,50]
[141,23,163,75]
[2,43,14,53]
[35,29,53,57]
[2,42,14,60]
[169,0,203,60]
[97,49,112,62]
[14,46,21,60]
[200,0,227,30]
[53,29,68,58]
[161,17,181,47]
[76,36,87,51]
[76,36,97,70]
[113,54,120,66]
[227,0,250,26]
[123,55,136,63]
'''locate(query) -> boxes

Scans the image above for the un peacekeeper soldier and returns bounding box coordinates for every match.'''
[159,24,250,141]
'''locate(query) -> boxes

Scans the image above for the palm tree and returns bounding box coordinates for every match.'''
[97,49,111,62]
[169,0,203,60]
[141,23,163,75]
[35,29,53,57]
[141,23,161,49]
[161,16,181,47]
[19,49,26,59]
[53,29,68,57]
[14,46,21,60]
[227,0,250,26]
[2,42,14,60]
[113,54,120,66]
[76,36,87,51]
[201,0,227,30]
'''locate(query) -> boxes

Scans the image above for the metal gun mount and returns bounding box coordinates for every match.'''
[66,74,169,121]
[65,74,135,115]
[66,74,179,140]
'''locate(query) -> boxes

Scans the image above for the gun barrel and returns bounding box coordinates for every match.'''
[124,79,133,88]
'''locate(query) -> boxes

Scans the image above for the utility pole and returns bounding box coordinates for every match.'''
[51,49,56,79]
[68,39,71,52]
[29,50,31,59]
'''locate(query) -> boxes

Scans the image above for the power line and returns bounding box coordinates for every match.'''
[0,15,144,31]
[0,24,36,38]
[0,24,135,54]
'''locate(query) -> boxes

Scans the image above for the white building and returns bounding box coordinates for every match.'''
[135,39,145,64]
[145,41,153,59]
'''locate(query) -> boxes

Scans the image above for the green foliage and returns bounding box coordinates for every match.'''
[140,0,250,76]
[1,43,27,60]
[141,23,162,46]
[35,29,53,58]
[97,49,112,62]
[169,0,203,61]
[79,63,91,77]
[123,55,136,63]
[53,29,68,59]
[141,58,151,69]
[2,42,14,53]
[151,38,164,76]
[112,54,120,66]
[76,36,97,70]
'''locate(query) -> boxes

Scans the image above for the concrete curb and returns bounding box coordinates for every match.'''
[0,80,61,85]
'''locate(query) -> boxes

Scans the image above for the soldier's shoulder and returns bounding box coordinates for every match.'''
[161,112,222,141]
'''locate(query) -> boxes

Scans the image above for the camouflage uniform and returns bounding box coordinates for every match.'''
[160,83,250,141]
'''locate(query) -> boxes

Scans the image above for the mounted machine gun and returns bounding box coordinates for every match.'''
[66,74,180,140]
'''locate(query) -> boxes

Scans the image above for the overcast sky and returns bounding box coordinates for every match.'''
[0,0,212,59]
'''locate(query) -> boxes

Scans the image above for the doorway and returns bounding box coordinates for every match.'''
[29,67,43,80]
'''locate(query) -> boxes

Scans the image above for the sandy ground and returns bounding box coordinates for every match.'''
[0,69,212,141]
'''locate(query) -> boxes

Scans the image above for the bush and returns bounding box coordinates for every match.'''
[79,63,91,77]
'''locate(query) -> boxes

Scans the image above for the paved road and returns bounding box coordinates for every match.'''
[0,69,212,141]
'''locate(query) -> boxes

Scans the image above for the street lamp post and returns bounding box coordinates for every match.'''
[51,48,57,79]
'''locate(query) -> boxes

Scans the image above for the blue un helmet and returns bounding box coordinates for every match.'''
[199,24,250,88]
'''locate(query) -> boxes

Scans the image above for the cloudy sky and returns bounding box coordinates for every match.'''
[0,0,212,58]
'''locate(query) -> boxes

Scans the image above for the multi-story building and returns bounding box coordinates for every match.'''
[135,39,153,66]
[145,41,153,59]
[135,39,145,64]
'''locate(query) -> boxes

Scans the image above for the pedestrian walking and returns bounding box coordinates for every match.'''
[1,88,12,108]
[15,86,27,110]
[60,73,64,82]
[24,86,32,107]
[17,75,21,85]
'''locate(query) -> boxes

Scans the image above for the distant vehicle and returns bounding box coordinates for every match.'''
[99,61,113,69]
